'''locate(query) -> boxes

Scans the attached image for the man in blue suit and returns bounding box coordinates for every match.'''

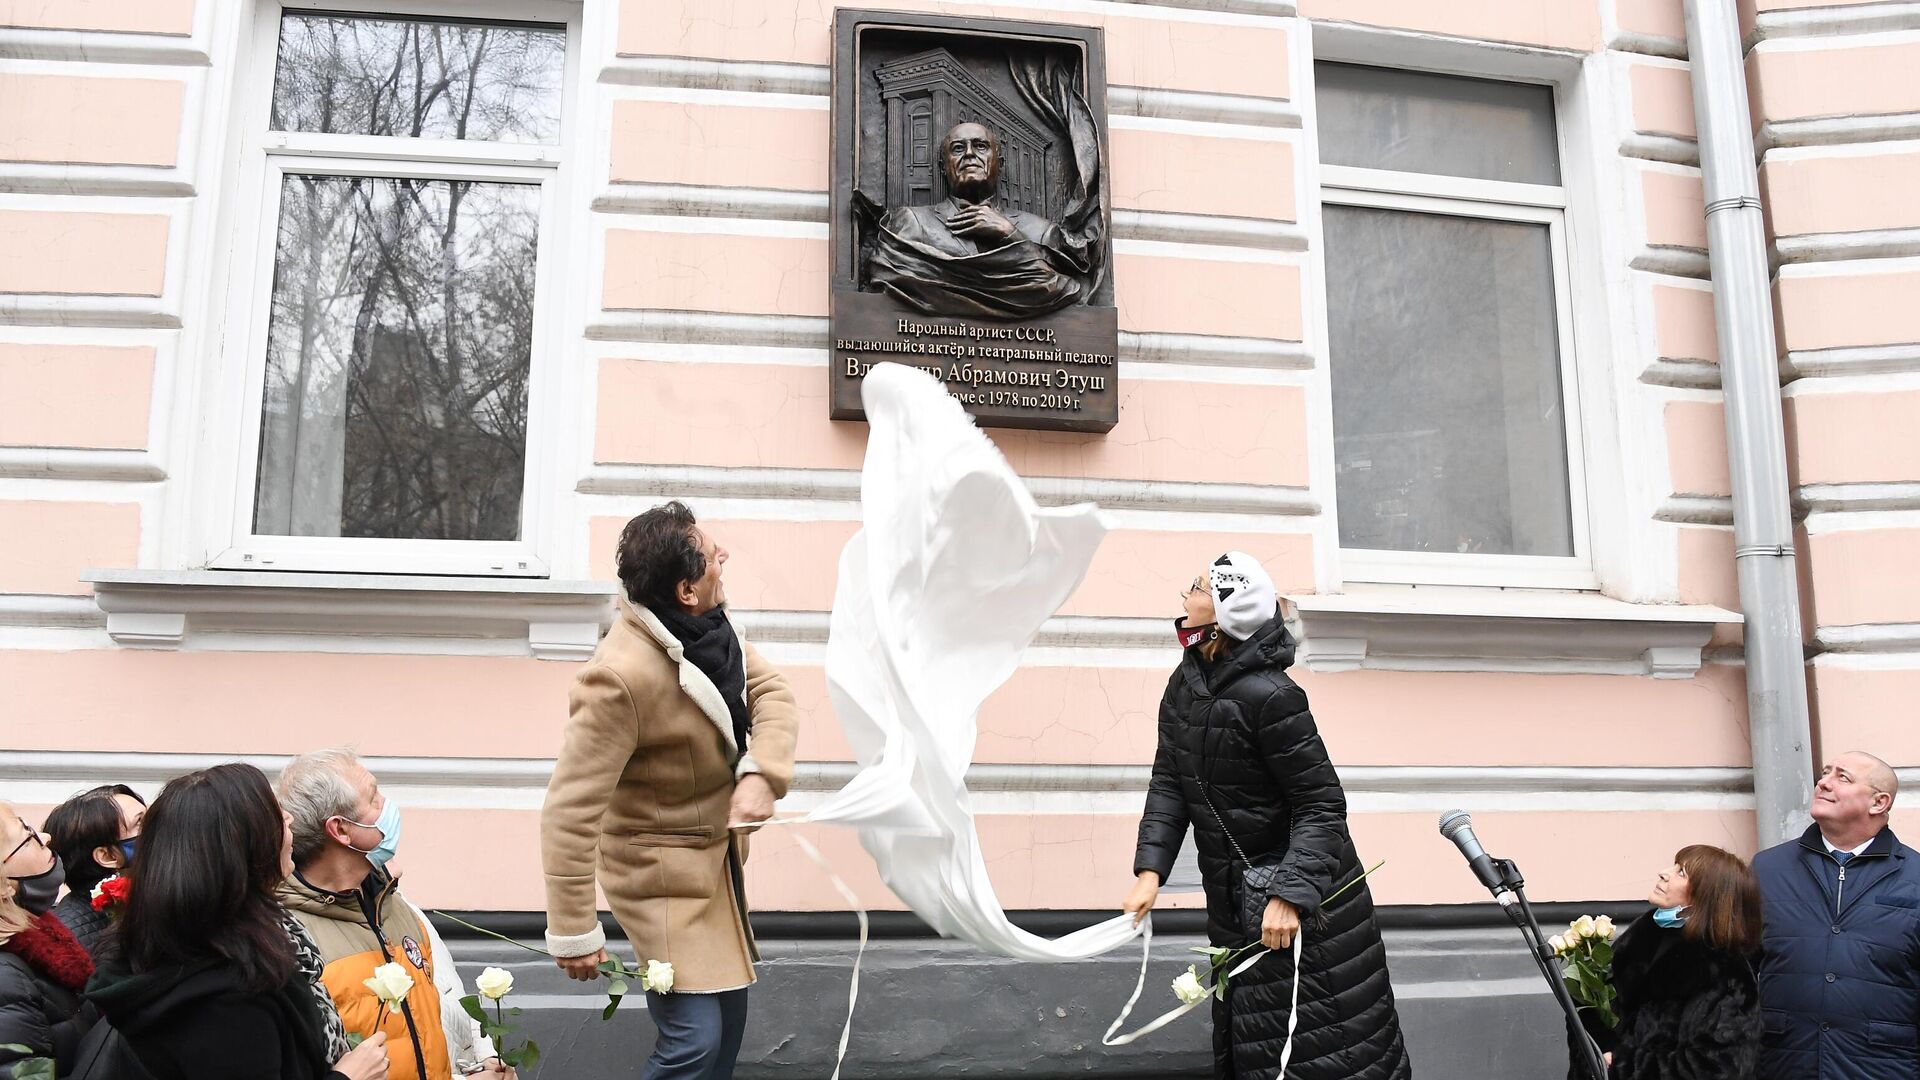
[1755,751,1917,1080]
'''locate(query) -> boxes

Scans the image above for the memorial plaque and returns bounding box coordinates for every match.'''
[830,10,1118,433]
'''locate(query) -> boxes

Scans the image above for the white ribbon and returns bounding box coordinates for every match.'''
[1100,917,1302,1078]
[749,820,1301,1076]
[786,829,866,1080]
[736,819,866,1080]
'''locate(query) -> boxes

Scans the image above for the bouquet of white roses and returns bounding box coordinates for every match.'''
[1550,914,1619,1029]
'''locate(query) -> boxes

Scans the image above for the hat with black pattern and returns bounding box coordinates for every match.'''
[1208,550,1278,640]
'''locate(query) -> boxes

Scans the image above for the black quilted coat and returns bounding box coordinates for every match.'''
[1583,913,1761,1080]
[1133,613,1411,1080]
[50,893,113,961]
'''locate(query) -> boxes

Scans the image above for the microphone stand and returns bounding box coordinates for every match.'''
[1490,858,1609,1080]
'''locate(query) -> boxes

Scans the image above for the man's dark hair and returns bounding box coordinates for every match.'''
[119,763,295,992]
[616,501,707,609]
[45,783,144,895]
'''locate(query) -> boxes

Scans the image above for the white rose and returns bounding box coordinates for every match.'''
[1593,915,1615,940]
[1548,935,1567,954]
[1171,966,1208,1006]
[1571,915,1596,939]
[363,962,414,1007]
[474,967,514,1001]
[644,959,675,994]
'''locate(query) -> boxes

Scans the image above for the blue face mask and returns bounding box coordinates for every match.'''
[1653,905,1688,929]
[116,836,137,866]
[341,799,402,869]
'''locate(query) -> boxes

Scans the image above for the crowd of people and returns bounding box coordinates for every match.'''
[0,750,512,1079]
[1115,553,1917,1080]
[1535,749,1915,1080]
[0,502,1913,1080]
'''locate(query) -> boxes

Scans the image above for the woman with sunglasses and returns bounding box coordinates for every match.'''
[1121,552,1411,1080]
[0,802,99,1078]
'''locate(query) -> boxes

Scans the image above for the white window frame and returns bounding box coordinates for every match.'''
[207,0,580,577]
[1318,86,1597,592]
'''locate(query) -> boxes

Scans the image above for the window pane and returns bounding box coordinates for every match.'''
[1325,204,1574,558]
[1316,63,1560,185]
[254,175,538,542]
[271,14,564,144]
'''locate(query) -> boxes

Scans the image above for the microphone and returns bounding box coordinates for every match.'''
[1438,810,1513,905]
[1439,812,1604,1080]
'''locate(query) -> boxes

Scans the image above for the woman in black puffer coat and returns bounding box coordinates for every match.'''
[1123,551,1411,1080]
[1584,845,1763,1080]
[0,802,97,1079]
[44,784,146,962]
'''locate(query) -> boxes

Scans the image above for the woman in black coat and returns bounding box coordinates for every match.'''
[1122,551,1411,1080]
[43,784,145,962]
[84,764,391,1080]
[0,803,95,1079]
[1593,845,1763,1080]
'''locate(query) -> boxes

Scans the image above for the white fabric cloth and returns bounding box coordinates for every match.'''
[805,362,1141,962]
[778,364,1305,1072]
[1208,550,1278,641]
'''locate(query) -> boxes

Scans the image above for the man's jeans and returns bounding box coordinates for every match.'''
[641,988,750,1080]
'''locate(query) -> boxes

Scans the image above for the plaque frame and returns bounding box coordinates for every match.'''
[829,8,1119,434]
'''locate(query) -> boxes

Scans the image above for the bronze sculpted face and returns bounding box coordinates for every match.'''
[942,122,1001,202]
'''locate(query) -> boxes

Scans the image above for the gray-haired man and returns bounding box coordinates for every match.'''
[1754,750,1918,1080]
[277,748,511,1079]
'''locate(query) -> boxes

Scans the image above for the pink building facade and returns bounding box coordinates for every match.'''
[0,0,1913,1071]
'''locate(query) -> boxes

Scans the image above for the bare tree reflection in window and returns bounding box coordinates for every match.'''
[271,13,564,144]
[254,12,558,544]
[254,174,538,541]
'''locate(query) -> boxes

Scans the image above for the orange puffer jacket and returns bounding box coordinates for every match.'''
[279,869,452,1080]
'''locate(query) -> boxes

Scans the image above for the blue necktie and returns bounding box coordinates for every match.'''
[1834,851,1854,865]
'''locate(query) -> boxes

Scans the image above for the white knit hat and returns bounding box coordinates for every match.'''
[1209,551,1278,640]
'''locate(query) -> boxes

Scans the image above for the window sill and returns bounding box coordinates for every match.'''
[82,569,618,661]
[1282,585,1741,678]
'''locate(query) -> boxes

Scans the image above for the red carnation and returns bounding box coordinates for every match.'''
[90,874,131,914]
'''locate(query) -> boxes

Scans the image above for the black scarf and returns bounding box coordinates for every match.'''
[647,602,750,755]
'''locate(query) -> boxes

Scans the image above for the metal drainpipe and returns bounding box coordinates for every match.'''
[1682,0,1815,847]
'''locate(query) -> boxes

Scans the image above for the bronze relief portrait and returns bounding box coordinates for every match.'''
[830,12,1119,432]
